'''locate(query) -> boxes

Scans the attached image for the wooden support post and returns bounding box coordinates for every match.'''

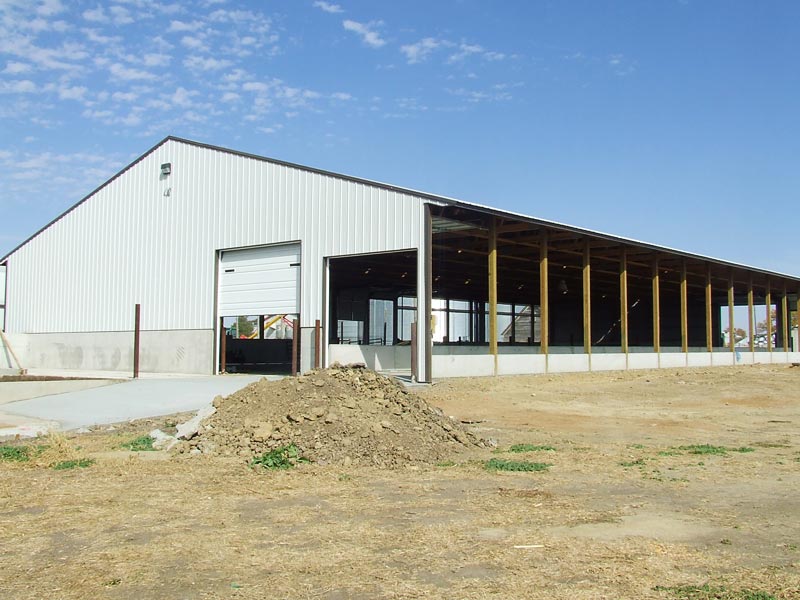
[488,217,498,357]
[652,258,661,353]
[133,303,141,379]
[680,260,688,353]
[219,317,227,374]
[291,318,299,375]
[748,277,755,353]
[582,239,591,355]
[766,280,772,352]
[314,319,321,369]
[781,284,789,352]
[410,322,418,382]
[619,247,628,354]
[705,265,713,352]
[728,274,735,353]
[539,229,549,355]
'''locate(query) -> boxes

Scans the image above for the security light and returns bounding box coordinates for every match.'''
[160,162,172,176]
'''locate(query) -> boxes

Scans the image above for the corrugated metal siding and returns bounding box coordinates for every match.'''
[0,263,5,330]
[5,139,424,332]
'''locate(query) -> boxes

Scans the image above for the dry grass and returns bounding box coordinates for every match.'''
[1,365,799,599]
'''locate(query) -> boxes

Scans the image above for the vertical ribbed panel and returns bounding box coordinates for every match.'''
[5,139,424,332]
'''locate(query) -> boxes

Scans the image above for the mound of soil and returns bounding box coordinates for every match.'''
[184,366,487,467]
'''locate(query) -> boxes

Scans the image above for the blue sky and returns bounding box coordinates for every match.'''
[1,0,799,278]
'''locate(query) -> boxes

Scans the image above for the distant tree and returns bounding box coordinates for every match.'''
[723,326,747,343]
[236,316,256,338]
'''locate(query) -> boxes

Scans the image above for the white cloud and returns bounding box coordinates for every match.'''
[447,43,483,63]
[447,86,513,103]
[170,86,199,107]
[37,0,65,16]
[83,28,122,45]
[3,62,32,75]
[608,53,636,76]
[221,92,240,102]
[313,1,343,13]
[223,68,249,83]
[58,85,87,101]
[111,91,138,102]
[82,5,107,23]
[242,81,272,93]
[400,37,440,64]
[142,53,171,67]
[208,8,262,24]
[168,20,203,32]
[484,51,505,61]
[447,42,505,63]
[330,92,352,101]
[0,38,87,71]
[109,62,156,80]
[181,35,208,51]
[0,80,37,94]
[20,17,68,33]
[343,19,385,48]
[184,55,232,71]
[109,5,134,25]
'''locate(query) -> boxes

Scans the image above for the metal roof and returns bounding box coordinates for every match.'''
[3,135,799,284]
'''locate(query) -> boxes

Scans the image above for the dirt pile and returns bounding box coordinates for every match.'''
[182,365,487,466]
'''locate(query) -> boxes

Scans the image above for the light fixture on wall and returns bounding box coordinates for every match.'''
[558,279,569,295]
[160,162,172,176]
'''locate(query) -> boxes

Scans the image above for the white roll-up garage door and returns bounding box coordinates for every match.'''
[217,244,300,317]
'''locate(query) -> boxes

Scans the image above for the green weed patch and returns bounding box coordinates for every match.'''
[251,444,310,470]
[485,458,551,472]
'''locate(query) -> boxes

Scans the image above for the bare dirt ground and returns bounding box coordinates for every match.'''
[1,364,799,599]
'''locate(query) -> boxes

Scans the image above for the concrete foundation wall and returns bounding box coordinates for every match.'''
[328,344,411,371]
[591,353,628,371]
[548,354,591,373]
[421,345,799,379]
[4,330,214,374]
[432,345,495,377]
[497,354,547,376]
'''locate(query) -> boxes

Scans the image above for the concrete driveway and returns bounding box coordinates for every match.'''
[0,375,266,437]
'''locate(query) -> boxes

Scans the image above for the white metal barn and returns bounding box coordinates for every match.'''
[1,136,798,380]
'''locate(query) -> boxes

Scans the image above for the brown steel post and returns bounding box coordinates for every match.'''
[705,265,713,352]
[219,317,227,373]
[410,322,418,382]
[133,304,141,379]
[314,319,321,369]
[292,318,300,375]
[748,278,755,352]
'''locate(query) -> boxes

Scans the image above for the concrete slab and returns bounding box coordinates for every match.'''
[0,374,267,434]
[0,379,121,405]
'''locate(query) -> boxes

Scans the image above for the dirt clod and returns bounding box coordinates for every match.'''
[188,367,486,466]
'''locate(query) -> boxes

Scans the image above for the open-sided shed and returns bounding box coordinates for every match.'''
[2,136,798,380]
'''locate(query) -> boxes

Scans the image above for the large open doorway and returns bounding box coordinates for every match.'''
[327,250,417,374]
[217,244,300,374]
